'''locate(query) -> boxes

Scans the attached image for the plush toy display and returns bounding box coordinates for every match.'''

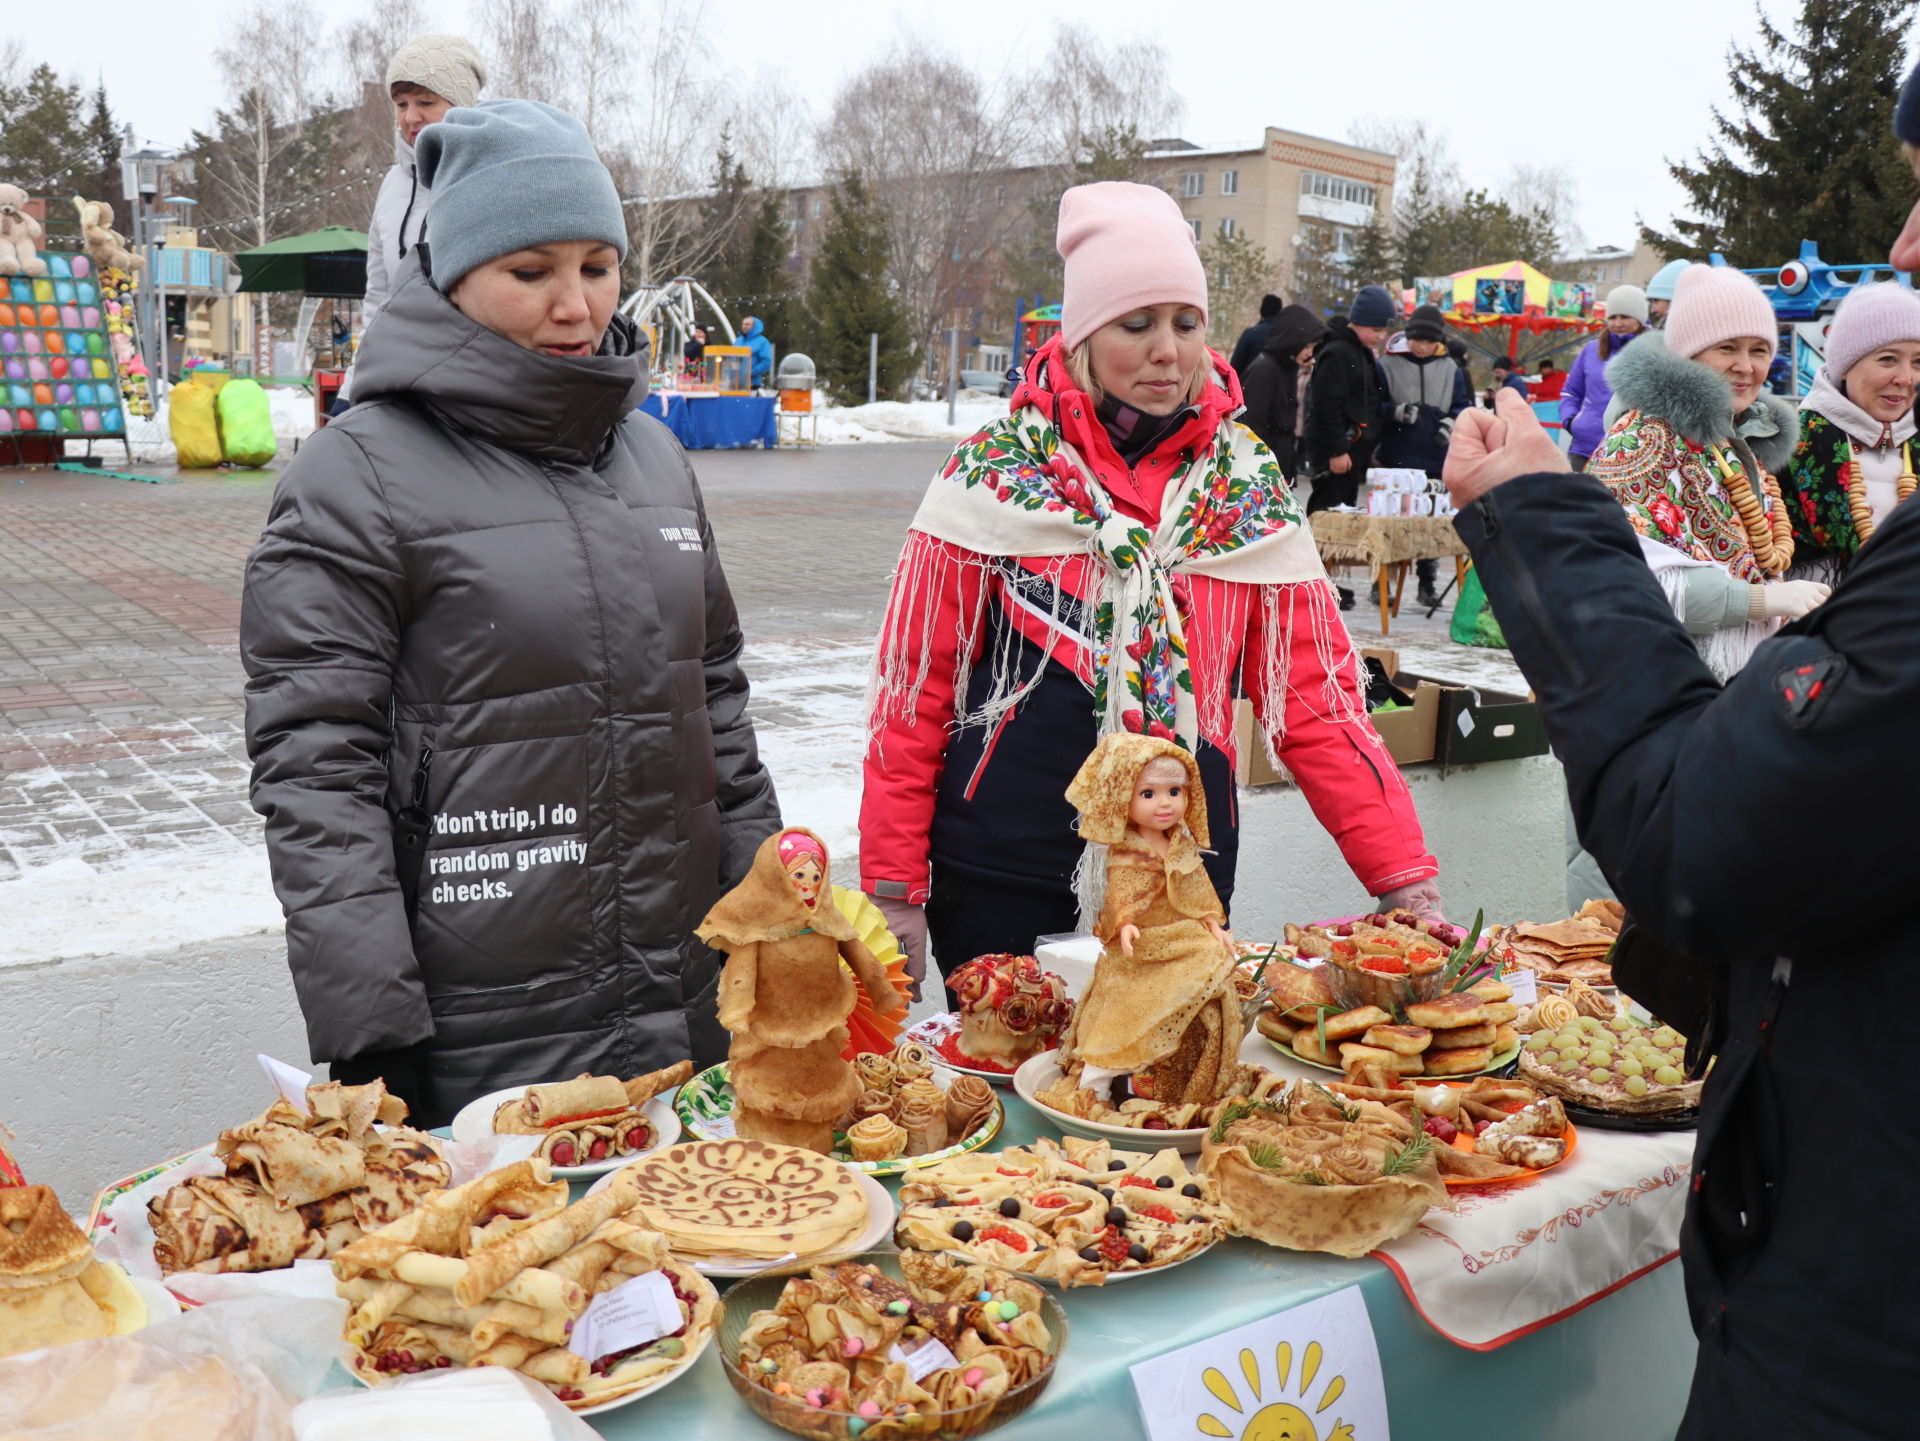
[73,198,139,273]
[99,266,153,419]
[0,185,47,278]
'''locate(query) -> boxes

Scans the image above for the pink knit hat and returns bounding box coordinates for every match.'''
[1057,182,1208,351]
[1823,282,1920,382]
[1664,264,1777,362]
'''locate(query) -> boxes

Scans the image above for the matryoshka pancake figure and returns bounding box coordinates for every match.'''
[696,827,906,1153]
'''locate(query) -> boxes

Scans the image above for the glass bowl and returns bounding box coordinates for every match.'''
[715,1250,1068,1438]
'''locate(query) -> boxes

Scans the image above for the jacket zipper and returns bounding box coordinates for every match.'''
[962,710,1014,801]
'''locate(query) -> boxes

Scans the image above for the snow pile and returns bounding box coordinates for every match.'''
[0,848,283,969]
[813,395,1004,445]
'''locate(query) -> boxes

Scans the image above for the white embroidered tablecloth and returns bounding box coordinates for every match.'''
[1370,1124,1694,1348]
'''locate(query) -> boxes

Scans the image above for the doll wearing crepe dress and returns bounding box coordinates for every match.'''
[1062,734,1241,1108]
[695,828,905,1154]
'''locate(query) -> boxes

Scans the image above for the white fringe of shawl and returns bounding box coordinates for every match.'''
[1635,534,1780,683]
[865,538,1382,928]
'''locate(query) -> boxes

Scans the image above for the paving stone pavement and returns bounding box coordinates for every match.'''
[0,444,943,887]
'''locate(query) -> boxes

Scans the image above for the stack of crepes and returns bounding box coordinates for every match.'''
[334,1158,718,1410]
[2,1184,145,1360]
[491,1060,690,1168]
[1491,901,1622,986]
[147,1079,449,1276]
[1199,1080,1449,1257]
[613,1138,870,1266]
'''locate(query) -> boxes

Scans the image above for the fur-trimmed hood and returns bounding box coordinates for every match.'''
[1601,329,1799,473]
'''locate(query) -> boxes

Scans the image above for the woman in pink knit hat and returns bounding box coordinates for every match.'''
[1779,282,1920,579]
[858,182,1441,998]
[1588,263,1829,680]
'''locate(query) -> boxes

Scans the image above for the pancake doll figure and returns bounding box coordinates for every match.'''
[695,827,905,1153]
[1061,734,1240,1107]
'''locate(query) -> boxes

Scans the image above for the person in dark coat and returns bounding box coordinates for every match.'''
[1445,388,1920,1440]
[241,100,779,1127]
[1239,303,1328,479]
[1228,292,1283,379]
[1490,355,1530,400]
[1302,284,1394,514]
[1377,304,1471,606]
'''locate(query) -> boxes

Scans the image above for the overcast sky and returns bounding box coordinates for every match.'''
[12,0,1902,257]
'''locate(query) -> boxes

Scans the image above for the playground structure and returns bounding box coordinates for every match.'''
[1723,241,1912,395]
[618,277,738,388]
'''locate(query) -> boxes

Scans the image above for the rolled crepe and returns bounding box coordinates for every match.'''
[389,1249,583,1314]
[351,1133,451,1230]
[845,1114,906,1161]
[535,1129,584,1167]
[471,1332,551,1371]
[217,1118,366,1210]
[622,1059,693,1109]
[576,1124,618,1165]
[492,1097,544,1135]
[518,1346,590,1385]
[150,1175,306,1274]
[944,1075,996,1139]
[453,1172,641,1308]
[612,1114,653,1155]
[525,1076,629,1126]
[340,1277,414,1346]
[896,1100,947,1157]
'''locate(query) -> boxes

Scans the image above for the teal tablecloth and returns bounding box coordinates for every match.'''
[585,1092,1695,1439]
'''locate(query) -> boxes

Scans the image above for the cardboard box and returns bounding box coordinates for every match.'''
[1233,648,1440,785]
[1433,682,1549,766]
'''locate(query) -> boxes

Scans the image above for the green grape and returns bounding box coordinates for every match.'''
[1618,1058,1644,1078]
[1556,1057,1580,1073]
[1557,1047,1583,1065]
[1653,1028,1679,1047]
[1525,1033,1553,1052]
[1554,1031,1580,1050]
[1607,1014,1633,1032]
[1586,1048,1611,1066]
[1587,1067,1611,1084]
[1653,1066,1684,1087]
[1623,1075,1650,1097]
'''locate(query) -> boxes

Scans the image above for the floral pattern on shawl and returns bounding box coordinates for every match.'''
[1592,408,1768,583]
[1780,409,1864,566]
[937,409,1303,742]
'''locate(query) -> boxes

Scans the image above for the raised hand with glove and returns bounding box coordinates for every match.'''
[1752,580,1832,622]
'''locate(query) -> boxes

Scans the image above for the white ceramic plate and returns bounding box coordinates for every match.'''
[1012,1032,1276,1154]
[449,1087,680,1178]
[900,1012,1058,1087]
[571,1290,716,1418]
[586,1162,894,1277]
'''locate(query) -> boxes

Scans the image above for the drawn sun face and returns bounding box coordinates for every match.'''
[1196,1341,1352,1441]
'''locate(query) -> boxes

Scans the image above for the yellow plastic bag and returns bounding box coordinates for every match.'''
[167,378,223,468]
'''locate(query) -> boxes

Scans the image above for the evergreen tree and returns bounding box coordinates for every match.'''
[697,134,756,299]
[82,85,121,207]
[1343,217,1398,292]
[734,189,804,357]
[805,171,916,400]
[0,63,92,196]
[1643,0,1918,263]
[1197,231,1281,338]
[1391,157,1451,284]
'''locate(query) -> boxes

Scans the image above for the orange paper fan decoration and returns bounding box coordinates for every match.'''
[831,884,911,1058]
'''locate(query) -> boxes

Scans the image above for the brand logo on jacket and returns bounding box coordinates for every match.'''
[660,525,703,551]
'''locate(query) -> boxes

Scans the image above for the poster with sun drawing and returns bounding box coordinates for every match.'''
[1128,1285,1388,1441]
[0,250,125,443]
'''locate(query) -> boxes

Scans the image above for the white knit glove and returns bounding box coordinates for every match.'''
[871,894,929,1000]
[1753,580,1831,621]
[1394,403,1419,426]
[1376,879,1446,923]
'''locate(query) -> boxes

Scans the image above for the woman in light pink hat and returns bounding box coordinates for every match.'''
[1588,263,1828,680]
[857,181,1442,999]
[1779,282,1920,578]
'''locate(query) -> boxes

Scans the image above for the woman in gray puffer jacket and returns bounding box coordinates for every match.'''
[242,101,778,1126]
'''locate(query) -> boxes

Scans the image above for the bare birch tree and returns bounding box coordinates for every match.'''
[471,0,563,104]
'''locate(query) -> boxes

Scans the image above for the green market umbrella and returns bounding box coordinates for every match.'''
[235,226,369,297]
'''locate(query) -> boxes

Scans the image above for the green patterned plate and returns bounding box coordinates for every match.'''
[674,1063,1003,1177]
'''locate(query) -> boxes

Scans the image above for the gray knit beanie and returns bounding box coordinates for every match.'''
[387,34,486,110]
[414,100,628,291]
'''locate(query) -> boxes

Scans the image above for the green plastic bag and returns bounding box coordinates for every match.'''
[215,377,277,468]
[1448,565,1508,649]
[166,378,223,469]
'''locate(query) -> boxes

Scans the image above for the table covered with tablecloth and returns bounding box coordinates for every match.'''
[640,392,778,450]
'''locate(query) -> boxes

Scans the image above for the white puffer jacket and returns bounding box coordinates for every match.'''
[342,131,429,401]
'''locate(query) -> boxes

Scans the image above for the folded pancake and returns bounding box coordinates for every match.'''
[1433,1145,1525,1181]
[216,1117,366,1210]
[1422,1046,1494,1076]
[1322,1006,1393,1042]
[623,1060,694,1109]
[305,1078,408,1139]
[524,1076,629,1126]
[1360,1024,1432,1056]
[149,1174,313,1274]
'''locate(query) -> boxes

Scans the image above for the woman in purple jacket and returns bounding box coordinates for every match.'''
[1560,285,1649,469]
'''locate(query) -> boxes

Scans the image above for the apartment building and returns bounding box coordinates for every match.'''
[1565,239,1669,292]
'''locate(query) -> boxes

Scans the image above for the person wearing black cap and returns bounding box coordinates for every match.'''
[1304,284,1394,507]
[1491,356,1529,400]
[1229,293,1285,380]
[1378,304,1470,606]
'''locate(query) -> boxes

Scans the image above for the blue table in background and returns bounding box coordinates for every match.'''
[641,392,777,450]
[591,1091,1695,1439]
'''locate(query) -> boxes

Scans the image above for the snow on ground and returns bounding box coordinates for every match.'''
[123,384,317,463]
[811,394,1005,445]
[0,847,282,969]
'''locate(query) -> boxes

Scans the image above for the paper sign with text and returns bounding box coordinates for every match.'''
[569,1271,679,1364]
[1129,1284,1387,1441]
[258,1054,313,1115]
[1506,969,1538,1006]
[888,1336,961,1383]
